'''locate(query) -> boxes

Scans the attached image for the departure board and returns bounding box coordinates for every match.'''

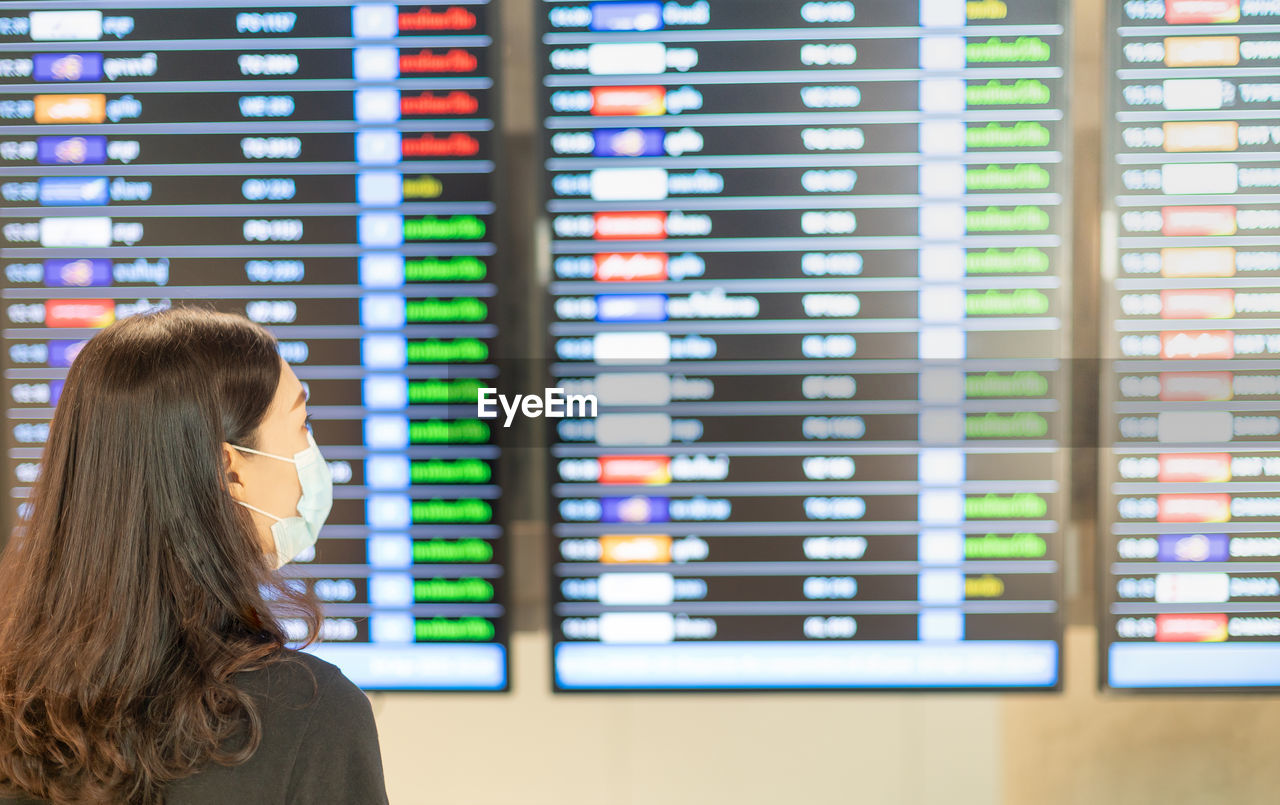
[542,0,1070,690]
[1103,0,1280,690]
[0,2,507,690]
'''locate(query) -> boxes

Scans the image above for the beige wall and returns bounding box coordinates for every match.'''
[370,625,1280,805]
[1006,627,1280,805]
[366,2,1280,802]
[371,627,1003,805]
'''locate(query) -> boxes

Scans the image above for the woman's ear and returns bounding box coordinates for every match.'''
[222,443,247,502]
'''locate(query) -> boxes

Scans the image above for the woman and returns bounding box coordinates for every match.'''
[0,307,389,804]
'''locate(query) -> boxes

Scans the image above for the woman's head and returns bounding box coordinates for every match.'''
[0,305,321,804]
[222,341,327,565]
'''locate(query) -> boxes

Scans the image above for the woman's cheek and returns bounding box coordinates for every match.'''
[269,464,303,514]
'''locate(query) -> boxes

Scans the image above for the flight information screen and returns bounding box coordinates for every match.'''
[542,0,1070,689]
[1103,0,1280,690]
[0,2,507,690]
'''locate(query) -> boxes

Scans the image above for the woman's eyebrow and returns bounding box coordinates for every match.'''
[291,389,306,410]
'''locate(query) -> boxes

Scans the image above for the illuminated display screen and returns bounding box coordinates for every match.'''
[0,2,507,690]
[1102,0,1280,690]
[542,0,1070,689]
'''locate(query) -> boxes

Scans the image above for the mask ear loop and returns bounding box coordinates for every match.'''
[236,499,286,522]
[229,443,297,464]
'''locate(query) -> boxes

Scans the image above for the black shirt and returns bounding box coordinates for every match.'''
[0,649,390,805]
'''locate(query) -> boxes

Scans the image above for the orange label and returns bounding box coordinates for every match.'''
[1163,121,1238,152]
[34,94,105,124]
[1161,247,1235,277]
[600,535,672,564]
[1165,36,1240,67]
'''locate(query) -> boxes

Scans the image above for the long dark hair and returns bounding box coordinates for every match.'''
[0,306,322,804]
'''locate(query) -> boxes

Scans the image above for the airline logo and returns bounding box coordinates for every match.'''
[38,176,108,206]
[1159,453,1231,483]
[29,10,103,41]
[600,534,672,563]
[1161,162,1237,195]
[595,252,668,281]
[40,216,111,248]
[1158,411,1231,444]
[1154,613,1228,642]
[48,339,89,367]
[34,94,106,124]
[592,86,665,116]
[593,334,671,365]
[1164,36,1240,67]
[1161,330,1233,359]
[601,495,669,523]
[588,43,667,75]
[33,53,104,82]
[1161,246,1235,277]
[590,2,663,31]
[594,373,672,406]
[1162,206,1237,236]
[1160,371,1233,401]
[43,258,111,287]
[590,167,668,201]
[599,456,672,485]
[594,211,666,239]
[45,299,115,328]
[36,135,107,165]
[1165,0,1240,23]
[1163,121,1238,152]
[1158,533,1230,562]
[1162,78,1227,111]
[596,293,667,322]
[1155,572,1229,603]
[594,127,665,157]
[1161,288,1234,319]
[1157,493,1231,523]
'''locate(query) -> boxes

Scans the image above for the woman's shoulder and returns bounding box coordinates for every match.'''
[0,649,382,805]
[236,649,388,804]
[164,648,385,803]
[235,647,368,717]
[239,646,344,686]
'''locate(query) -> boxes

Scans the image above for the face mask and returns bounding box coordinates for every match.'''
[228,430,333,569]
